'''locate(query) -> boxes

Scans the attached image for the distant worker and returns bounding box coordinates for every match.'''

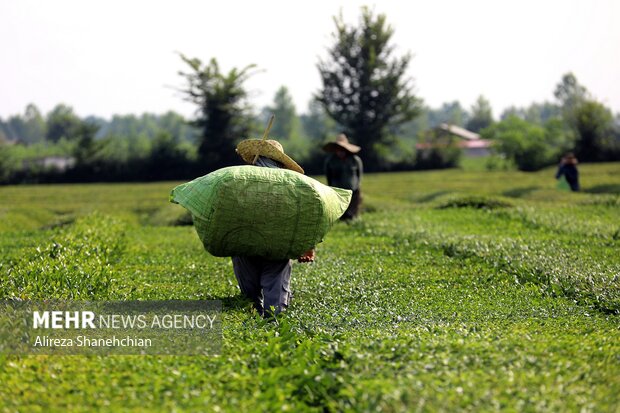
[324,133,363,220]
[555,152,580,192]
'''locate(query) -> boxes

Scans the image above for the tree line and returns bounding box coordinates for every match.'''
[1,7,619,184]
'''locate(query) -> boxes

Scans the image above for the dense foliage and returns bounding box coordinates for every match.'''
[177,55,258,172]
[316,7,422,171]
[481,116,574,171]
[554,73,620,162]
[414,130,462,170]
[465,95,494,133]
[2,52,619,182]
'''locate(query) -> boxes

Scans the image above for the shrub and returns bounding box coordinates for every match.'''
[414,131,461,170]
[482,116,574,171]
[1,214,126,299]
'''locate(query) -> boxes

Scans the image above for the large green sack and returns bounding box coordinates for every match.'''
[557,176,571,192]
[170,166,352,259]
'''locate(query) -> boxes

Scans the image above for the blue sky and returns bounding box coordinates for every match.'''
[1,0,618,119]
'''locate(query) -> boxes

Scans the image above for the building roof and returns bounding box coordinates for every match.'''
[437,123,480,141]
[415,124,491,150]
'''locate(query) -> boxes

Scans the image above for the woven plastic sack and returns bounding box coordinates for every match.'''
[170,166,352,259]
[556,176,571,192]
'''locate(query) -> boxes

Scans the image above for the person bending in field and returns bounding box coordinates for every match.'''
[555,152,580,191]
[323,134,363,220]
[234,139,315,317]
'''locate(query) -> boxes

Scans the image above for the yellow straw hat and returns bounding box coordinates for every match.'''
[236,139,304,174]
[323,133,361,154]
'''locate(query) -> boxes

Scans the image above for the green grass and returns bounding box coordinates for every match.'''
[1,163,619,411]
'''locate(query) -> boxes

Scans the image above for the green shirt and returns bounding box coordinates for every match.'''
[325,153,363,190]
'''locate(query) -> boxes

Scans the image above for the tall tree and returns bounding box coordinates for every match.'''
[158,111,198,143]
[482,115,574,171]
[300,99,337,142]
[316,7,422,170]
[263,86,298,140]
[22,104,47,144]
[46,104,82,142]
[3,104,47,144]
[554,72,587,115]
[178,54,257,171]
[0,119,9,142]
[262,86,310,159]
[553,73,616,161]
[466,95,494,133]
[524,102,562,124]
[500,106,526,121]
[500,102,561,124]
[73,122,102,167]
[0,142,15,181]
[572,100,614,161]
[4,115,26,142]
[428,101,469,127]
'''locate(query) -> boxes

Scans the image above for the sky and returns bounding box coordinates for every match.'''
[1,0,619,120]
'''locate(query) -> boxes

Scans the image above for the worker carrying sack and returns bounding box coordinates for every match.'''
[170,165,352,260]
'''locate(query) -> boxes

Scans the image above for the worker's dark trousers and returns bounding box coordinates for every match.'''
[341,189,362,220]
[232,256,292,316]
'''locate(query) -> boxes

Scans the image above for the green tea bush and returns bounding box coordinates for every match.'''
[0,164,619,411]
[437,195,513,210]
[1,214,126,299]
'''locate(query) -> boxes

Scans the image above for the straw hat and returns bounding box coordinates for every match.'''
[236,139,304,174]
[323,134,361,154]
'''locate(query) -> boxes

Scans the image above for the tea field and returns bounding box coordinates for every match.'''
[0,163,619,411]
